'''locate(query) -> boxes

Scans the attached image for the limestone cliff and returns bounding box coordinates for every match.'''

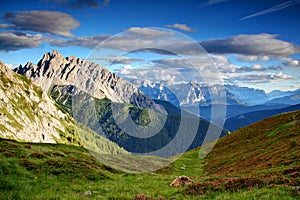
[15,50,164,113]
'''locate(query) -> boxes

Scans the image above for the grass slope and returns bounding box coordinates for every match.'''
[185,110,300,197]
[1,110,299,199]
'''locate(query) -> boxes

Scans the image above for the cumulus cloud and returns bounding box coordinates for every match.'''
[113,52,293,87]
[282,59,300,67]
[201,33,300,56]
[166,23,196,32]
[236,64,265,72]
[48,28,300,57]
[3,10,80,37]
[226,72,295,83]
[49,35,108,48]
[0,32,44,52]
[49,27,176,51]
[146,55,234,83]
[153,57,283,75]
[152,58,191,69]
[236,55,270,62]
[268,65,283,70]
[240,0,300,21]
[152,55,233,72]
[126,27,173,39]
[117,64,180,85]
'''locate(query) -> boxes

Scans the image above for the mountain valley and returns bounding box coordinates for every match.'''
[0,51,299,199]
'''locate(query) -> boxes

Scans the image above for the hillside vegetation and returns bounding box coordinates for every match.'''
[1,110,299,199]
[51,85,228,156]
[186,110,300,196]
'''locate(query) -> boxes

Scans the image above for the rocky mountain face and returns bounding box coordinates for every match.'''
[15,50,164,113]
[0,61,69,143]
[0,61,128,154]
[224,85,269,105]
[138,80,300,108]
[138,80,247,107]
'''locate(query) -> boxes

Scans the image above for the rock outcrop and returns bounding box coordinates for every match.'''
[0,61,67,143]
[15,50,164,113]
[170,175,194,187]
[0,61,129,154]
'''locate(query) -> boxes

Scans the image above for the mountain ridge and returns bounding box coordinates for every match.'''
[225,103,300,131]
[15,50,164,113]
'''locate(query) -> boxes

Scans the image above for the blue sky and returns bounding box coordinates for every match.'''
[1,0,300,92]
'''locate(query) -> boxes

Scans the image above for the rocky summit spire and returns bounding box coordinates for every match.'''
[14,50,164,113]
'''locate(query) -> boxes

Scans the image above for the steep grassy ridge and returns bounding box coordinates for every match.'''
[185,110,300,196]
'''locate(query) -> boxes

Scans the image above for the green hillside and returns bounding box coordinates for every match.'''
[1,110,299,199]
[51,85,228,156]
[185,110,300,197]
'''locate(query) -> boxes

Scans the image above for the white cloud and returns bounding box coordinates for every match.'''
[271,72,295,80]
[50,35,109,49]
[268,65,283,70]
[0,32,44,52]
[252,64,263,70]
[118,64,179,85]
[166,23,196,32]
[108,31,300,56]
[201,33,300,56]
[126,27,172,39]
[260,56,270,61]
[3,10,79,37]
[48,29,300,57]
[236,55,270,62]
[282,59,300,67]
[226,72,295,83]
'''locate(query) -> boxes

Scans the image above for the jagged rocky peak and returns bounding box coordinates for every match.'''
[14,50,165,113]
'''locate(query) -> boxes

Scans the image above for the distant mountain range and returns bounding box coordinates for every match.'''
[138,80,300,122]
[224,103,300,131]
[139,80,300,107]
[267,89,300,99]
[267,93,300,105]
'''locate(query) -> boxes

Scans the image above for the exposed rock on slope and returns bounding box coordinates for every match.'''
[0,61,68,143]
[0,61,128,154]
[15,50,164,113]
